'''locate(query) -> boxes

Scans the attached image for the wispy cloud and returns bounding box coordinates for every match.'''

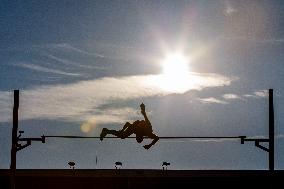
[197,89,268,105]
[0,72,233,127]
[242,94,254,98]
[197,97,228,105]
[45,54,107,70]
[223,0,237,16]
[0,43,106,58]
[253,90,268,97]
[220,36,284,44]
[36,43,105,58]
[0,91,13,124]
[16,63,81,76]
[251,38,284,44]
[222,94,242,100]
[224,6,237,16]
[243,90,268,98]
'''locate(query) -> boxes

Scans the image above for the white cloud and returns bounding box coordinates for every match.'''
[254,90,268,98]
[0,72,233,126]
[37,43,105,58]
[220,36,284,44]
[243,90,268,99]
[243,94,254,98]
[255,38,284,44]
[0,91,13,123]
[45,54,107,70]
[197,97,228,105]
[16,63,81,76]
[0,43,106,58]
[222,94,241,100]
[197,89,268,106]
[224,6,237,16]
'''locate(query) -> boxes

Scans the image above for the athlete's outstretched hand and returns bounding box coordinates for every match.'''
[140,103,145,113]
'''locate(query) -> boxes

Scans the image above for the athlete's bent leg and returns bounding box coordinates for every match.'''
[100,128,124,140]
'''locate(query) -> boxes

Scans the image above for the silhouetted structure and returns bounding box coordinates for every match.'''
[240,89,274,171]
[100,103,159,149]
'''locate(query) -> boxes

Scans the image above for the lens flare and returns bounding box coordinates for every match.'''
[80,118,97,133]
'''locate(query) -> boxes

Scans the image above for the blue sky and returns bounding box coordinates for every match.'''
[1,0,284,169]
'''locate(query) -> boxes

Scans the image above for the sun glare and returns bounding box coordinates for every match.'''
[162,53,189,76]
[156,52,191,92]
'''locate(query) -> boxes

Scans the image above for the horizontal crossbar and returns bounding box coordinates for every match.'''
[43,135,244,139]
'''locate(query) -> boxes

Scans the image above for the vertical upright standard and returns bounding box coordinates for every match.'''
[269,89,274,171]
[10,90,19,189]
[10,90,19,170]
[9,90,45,189]
[241,89,275,171]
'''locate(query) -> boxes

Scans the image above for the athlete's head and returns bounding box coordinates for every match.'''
[136,135,143,143]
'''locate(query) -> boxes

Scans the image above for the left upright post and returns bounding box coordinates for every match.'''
[11,90,19,170]
[10,90,19,189]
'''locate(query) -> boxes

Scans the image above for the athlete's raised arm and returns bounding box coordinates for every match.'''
[140,103,151,126]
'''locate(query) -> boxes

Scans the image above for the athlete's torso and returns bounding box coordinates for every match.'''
[132,120,152,135]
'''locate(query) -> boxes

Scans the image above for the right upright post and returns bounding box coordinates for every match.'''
[269,89,274,171]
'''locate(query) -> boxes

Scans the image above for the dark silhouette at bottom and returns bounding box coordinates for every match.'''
[100,103,159,149]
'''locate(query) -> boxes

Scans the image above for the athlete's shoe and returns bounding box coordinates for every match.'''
[100,128,108,141]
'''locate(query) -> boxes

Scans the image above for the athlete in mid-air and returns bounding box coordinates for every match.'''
[100,103,159,149]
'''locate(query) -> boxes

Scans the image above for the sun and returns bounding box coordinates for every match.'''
[162,53,189,76]
[156,52,191,92]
